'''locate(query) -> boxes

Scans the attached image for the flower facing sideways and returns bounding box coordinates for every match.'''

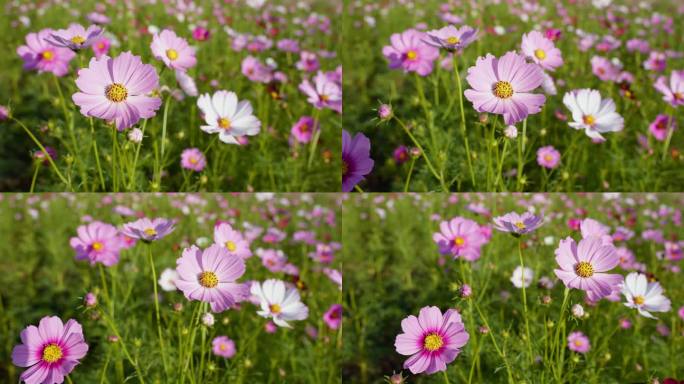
[493,211,544,236]
[394,306,469,375]
[17,29,75,77]
[562,89,624,142]
[120,217,175,242]
[654,70,684,107]
[197,90,261,144]
[620,272,671,319]
[250,279,309,328]
[45,23,103,50]
[424,25,478,52]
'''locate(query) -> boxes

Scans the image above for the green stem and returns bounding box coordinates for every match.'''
[661,107,676,161]
[90,118,106,190]
[518,239,533,364]
[156,96,171,188]
[129,119,147,190]
[442,370,451,384]
[394,116,448,191]
[148,246,169,377]
[517,118,527,191]
[404,157,416,192]
[454,55,476,187]
[474,302,514,384]
[307,109,322,168]
[554,288,570,382]
[30,163,40,192]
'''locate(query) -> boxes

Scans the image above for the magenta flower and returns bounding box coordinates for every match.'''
[433,217,488,261]
[91,36,110,58]
[45,23,103,50]
[493,211,544,236]
[643,51,667,72]
[342,130,374,192]
[521,30,563,71]
[649,114,676,141]
[323,304,342,330]
[299,72,342,113]
[536,145,561,169]
[120,217,175,242]
[150,29,197,72]
[393,145,409,164]
[654,70,684,107]
[70,221,122,266]
[180,148,206,172]
[567,331,590,354]
[175,244,249,313]
[394,306,469,375]
[383,29,439,76]
[296,51,320,72]
[17,29,75,77]
[72,52,161,131]
[11,316,88,384]
[211,336,236,358]
[464,51,546,125]
[192,26,211,42]
[290,116,318,143]
[554,236,622,301]
[213,222,252,259]
[424,25,478,52]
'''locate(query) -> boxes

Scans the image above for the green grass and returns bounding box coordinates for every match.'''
[0,193,342,383]
[342,193,683,383]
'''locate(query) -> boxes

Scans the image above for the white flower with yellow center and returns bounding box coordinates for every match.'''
[250,279,308,328]
[563,89,624,141]
[197,90,261,144]
[621,272,671,319]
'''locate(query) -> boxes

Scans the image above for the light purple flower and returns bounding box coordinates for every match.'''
[654,70,684,107]
[120,217,175,242]
[493,211,544,236]
[150,29,197,71]
[383,29,439,76]
[649,114,676,141]
[567,331,590,353]
[17,29,75,77]
[70,221,122,266]
[299,72,342,113]
[180,148,206,172]
[537,146,561,169]
[213,222,252,259]
[323,304,342,330]
[342,130,374,192]
[291,116,318,143]
[212,336,236,358]
[424,25,478,51]
[45,24,103,50]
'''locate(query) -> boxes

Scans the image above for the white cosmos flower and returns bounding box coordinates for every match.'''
[621,272,671,319]
[158,268,179,292]
[510,266,534,288]
[250,279,309,328]
[197,90,261,144]
[562,89,624,141]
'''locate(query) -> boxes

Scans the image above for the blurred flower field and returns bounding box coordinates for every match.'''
[342,193,683,383]
[0,193,342,383]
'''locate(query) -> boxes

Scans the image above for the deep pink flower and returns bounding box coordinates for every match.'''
[290,116,318,143]
[175,244,249,313]
[394,306,469,375]
[11,316,88,384]
[180,148,206,172]
[323,304,342,330]
[393,145,410,164]
[433,217,488,261]
[211,336,236,358]
[45,24,103,50]
[654,70,684,107]
[213,222,252,259]
[120,217,175,242]
[536,145,561,169]
[521,31,563,71]
[554,236,622,301]
[192,26,210,42]
[17,29,75,77]
[383,29,439,76]
[151,29,196,72]
[72,52,161,131]
[567,331,590,353]
[464,51,546,125]
[296,51,320,72]
[90,36,110,58]
[649,114,676,141]
[70,221,122,266]
[643,51,667,72]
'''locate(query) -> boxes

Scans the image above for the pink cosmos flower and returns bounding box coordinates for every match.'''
[192,26,210,42]
[521,30,563,71]
[90,36,110,58]
[213,222,252,259]
[70,221,122,266]
[290,116,318,143]
[72,52,161,131]
[120,217,175,242]
[649,114,676,141]
[536,145,561,169]
[590,56,620,81]
[211,336,236,358]
[175,244,249,313]
[653,70,684,107]
[258,248,287,273]
[433,217,488,261]
[383,29,439,76]
[17,29,75,77]
[643,51,667,72]
[45,24,103,50]
[464,51,546,125]
[11,316,88,384]
[150,29,197,72]
[241,56,273,83]
[567,331,590,353]
[394,306,469,375]
[299,72,342,113]
[180,148,206,172]
[323,304,342,330]
[554,236,622,301]
[493,211,544,236]
[296,51,320,72]
[424,25,478,52]
[580,218,613,245]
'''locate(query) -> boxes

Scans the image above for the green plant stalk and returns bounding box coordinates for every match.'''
[147,246,169,378]
[30,163,40,192]
[12,117,71,189]
[442,370,451,384]
[517,118,527,191]
[307,108,322,168]
[661,106,676,161]
[454,55,476,187]
[554,288,570,382]
[474,302,514,384]
[518,239,533,365]
[90,118,106,190]
[394,116,448,191]
[404,157,416,192]
[156,96,171,188]
[128,118,148,190]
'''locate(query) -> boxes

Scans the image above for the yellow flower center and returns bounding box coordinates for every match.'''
[144,228,157,237]
[423,333,444,351]
[71,35,86,45]
[544,154,553,162]
[515,221,526,230]
[42,344,63,363]
[321,94,330,102]
[583,115,596,126]
[674,92,683,100]
[574,261,594,278]
[406,50,418,60]
[270,304,282,314]
[218,117,231,130]
[454,236,465,246]
[189,157,198,164]
[574,340,583,347]
[219,343,227,351]
[446,36,460,45]
[493,81,514,99]
[198,271,219,288]
[166,49,179,61]
[97,42,105,49]
[105,83,128,103]
[225,240,237,252]
[41,50,54,61]
[300,123,310,133]
[633,295,645,305]
[92,241,104,251]
[534,49,546,60]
